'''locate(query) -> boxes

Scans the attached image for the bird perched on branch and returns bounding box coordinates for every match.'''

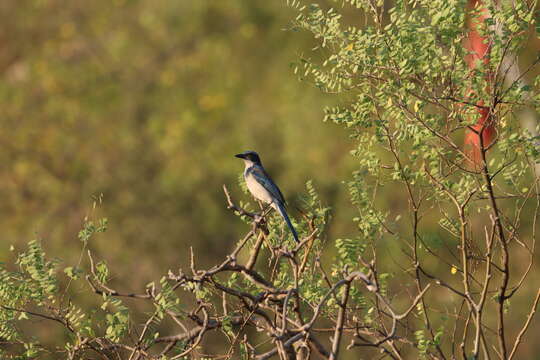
[235,150,299,243]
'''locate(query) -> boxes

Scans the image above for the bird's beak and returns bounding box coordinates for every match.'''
[235,153,245,159]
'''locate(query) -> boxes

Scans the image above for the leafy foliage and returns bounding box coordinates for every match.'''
[1,0,540,359]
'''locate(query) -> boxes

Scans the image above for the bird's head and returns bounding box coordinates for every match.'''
[235,150,262,165]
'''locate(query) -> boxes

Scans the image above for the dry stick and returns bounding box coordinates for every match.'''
[1,304,68,328]
[307,334,331,358]
[281,288,296,336]
[223,309,260,360]
[257,274,360,360]
[221,264,280,293]
[98,343,148,359]
[169,307,209,360]
[458,194,473,307]
[507,288,540,360]
[479,126,510,359]
[157,342,177,358]
[473,222,496,359]
[329,282,351,360]
[210,281,275,329]
[223,184,258,219]
[129,313,159,360]
[165,309,189,334]
[452,300,466,359]
[358,257,402,360]
[86,250,151,299]
[154,315,240,346]
[347,272,432,348]
[461,311,473,360]
[297,229,318,275]
[246,231,265,270]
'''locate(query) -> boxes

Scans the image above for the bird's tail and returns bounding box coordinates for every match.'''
[274,202,299,243]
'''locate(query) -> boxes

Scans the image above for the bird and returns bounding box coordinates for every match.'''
[235,150,299,243]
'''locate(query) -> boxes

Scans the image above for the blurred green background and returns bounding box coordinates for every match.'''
[2,1,540,358]
[0,1,357,288]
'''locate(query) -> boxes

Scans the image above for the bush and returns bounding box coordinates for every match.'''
[1,0,539,359]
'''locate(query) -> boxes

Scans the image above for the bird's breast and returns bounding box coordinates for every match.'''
[245,172,273,204]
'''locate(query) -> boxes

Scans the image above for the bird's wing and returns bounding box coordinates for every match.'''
[249,165,286,205]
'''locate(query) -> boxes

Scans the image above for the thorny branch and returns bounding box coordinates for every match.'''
[2,157,539,360]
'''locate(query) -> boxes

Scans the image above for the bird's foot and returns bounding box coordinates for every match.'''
[254,213,265,225]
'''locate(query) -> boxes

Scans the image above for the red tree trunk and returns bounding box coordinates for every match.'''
[463,0,496,169]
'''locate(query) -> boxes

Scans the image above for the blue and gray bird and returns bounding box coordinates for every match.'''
[235,150,299,243]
